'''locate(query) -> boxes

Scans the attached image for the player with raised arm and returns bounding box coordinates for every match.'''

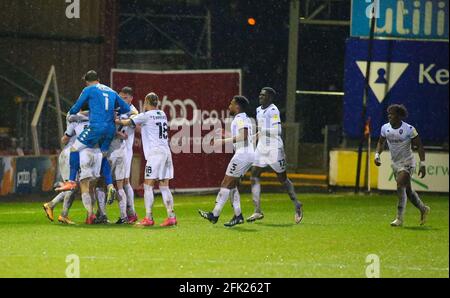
[198,95,254,227]
[55,71,130,206]
[116,92,177,227]
[248,87,303,224]
[118,87,139,223]
[374,104,430,227]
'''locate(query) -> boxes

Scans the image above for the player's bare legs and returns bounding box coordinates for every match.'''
[159,179,177,227]
[276,171,303,224]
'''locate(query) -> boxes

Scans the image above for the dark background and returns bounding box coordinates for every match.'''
[117,0,351,141]
[0,0,351,152]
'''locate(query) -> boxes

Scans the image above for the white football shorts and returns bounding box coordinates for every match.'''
[108,149,126,181]
[58,147,71,182]
[144,147,174,180]
[79,148,102,181]
[226,152,255,178]
[253,147,287,173]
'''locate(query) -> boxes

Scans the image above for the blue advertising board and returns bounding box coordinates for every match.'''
[351,0,449,41]
[343,38,449,141]
[15,156,56,194]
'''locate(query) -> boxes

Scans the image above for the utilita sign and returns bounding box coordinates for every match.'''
[351,0,449,41]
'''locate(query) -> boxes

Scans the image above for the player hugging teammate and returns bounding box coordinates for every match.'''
[44,80,306,228]
[42,71,433,230]
[44,70,177,226]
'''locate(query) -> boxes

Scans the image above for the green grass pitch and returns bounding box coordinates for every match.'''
[0,193,448,278]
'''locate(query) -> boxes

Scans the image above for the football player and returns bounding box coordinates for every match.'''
[198,95,254,227]
[248,87,303,224]
[56,71,130,207]
[118,87,139,223]
[43,112,88,224]
[374,104,430,227]
[116,92,177,227]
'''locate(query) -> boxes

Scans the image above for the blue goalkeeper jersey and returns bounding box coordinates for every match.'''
[69,83,130,127]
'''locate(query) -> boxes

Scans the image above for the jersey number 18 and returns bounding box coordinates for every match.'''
[156,122,168,139]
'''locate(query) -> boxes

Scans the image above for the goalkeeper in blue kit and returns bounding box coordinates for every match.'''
[56,70,130,203]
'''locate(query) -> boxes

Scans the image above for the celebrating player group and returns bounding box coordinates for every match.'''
[43,70,430,228]
[43,70,176,227]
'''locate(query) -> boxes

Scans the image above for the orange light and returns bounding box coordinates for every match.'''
[247,18,256,26]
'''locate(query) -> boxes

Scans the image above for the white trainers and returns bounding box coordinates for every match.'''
[246,212,264,223]
[390,218,403,227]
[420,206,430,226]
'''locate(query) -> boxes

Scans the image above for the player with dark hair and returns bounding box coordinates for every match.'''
[56,71,131,209]
[198,95,254,227]
[374,104,430,227]
[248,87,303,224]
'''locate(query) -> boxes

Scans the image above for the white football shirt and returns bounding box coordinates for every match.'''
[381,121,419,167]
[131,110,170,160]
[256,104,283,151]
[64,118,89,149]
[231,112,254,154]
[109,123,126,153]
[121,104,138,152]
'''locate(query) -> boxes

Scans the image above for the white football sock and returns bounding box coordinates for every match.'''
[251,177,262,213]
[81,192,93,215]
[96,188,106,216]
[117,189,127,219]
[49,192,66,208]
[144,184,154,219]
[229,187,242,216]
[124,183,135,216]
[212,188,231,217]
[396,187,408,220]
[283,179,302,210]
[61,190,75,217]
[408,189,426,211]
[160,186,175,218]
